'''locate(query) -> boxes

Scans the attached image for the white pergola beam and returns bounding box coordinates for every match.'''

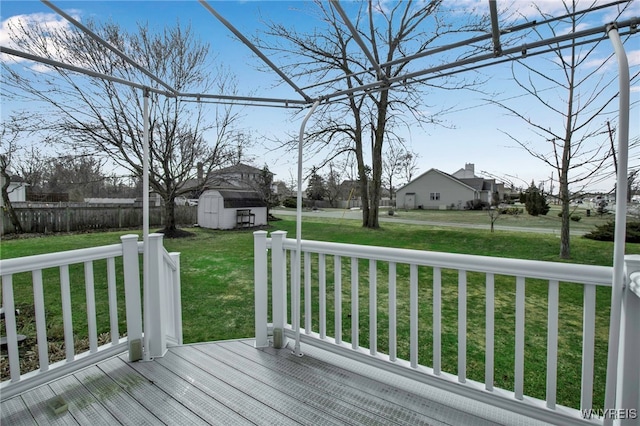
[198,0,312,103]
[330,0,387,81]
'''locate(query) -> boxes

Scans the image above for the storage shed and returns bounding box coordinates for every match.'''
[197,189,267,230]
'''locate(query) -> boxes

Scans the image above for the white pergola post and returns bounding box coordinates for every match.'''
[292,100,321,357]
[603,24,631,426]
[142,87,151,361]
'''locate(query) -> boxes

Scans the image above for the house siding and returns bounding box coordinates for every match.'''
[396,169,477,210]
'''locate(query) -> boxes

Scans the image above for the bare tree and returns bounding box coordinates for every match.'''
[2,18,242,233]
[491,0,638,259]
[325,162,344,208]
[259,0,484,228]
[0,114,36,233]
[382,144,419,203]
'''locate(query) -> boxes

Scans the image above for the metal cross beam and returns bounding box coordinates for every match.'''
[41,0,178,95]
[198,0,313,103]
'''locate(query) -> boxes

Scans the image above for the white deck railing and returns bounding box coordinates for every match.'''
[0,233,181,400]
[254,230,639,426]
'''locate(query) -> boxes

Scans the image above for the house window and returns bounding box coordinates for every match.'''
[430,192,440,201]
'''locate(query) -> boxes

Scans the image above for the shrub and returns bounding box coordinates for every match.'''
[282,197,297,208]
[558,212,582,221]
[583,221,640,243]
[465,199,488,210]
[500,207,522,215]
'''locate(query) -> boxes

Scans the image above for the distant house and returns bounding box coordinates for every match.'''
[207,163,271,190]
[395,163,506,210]
[0,174,28,207]
[180,163,275,201]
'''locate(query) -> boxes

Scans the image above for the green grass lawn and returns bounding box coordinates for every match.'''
[2,215,638,410]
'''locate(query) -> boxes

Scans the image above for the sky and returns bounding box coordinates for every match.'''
[1,0,639,194]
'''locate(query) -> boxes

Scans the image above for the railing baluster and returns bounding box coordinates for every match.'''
[2,275,20,381]
[289,249,294,327]
[169,252,182,346]
[369,259,377,356]
[546,280,559,409]
[32,269,49,372]
[351,257,359,350]
[84,261,98,353]
[319,253,326,339]
[253,231,268,348]
[485,273,494,391]
[60,265,75,361]
[581,284,596,411]
[515,276,526,400]
[410,264,418,368]
[335,255,342,344]
[304,251,311,334]
[433,267,441,375]
[389,262,397,362]
[458,270,467,383]
[106,257,120,344]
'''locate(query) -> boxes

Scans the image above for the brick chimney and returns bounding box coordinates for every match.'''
[197,162,204,183]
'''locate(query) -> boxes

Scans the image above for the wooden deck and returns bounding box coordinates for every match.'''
[1,339,547,425]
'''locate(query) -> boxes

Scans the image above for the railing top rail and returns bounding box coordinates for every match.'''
[273,237,612,286]
[0,243,124,276]
[162,249,178,270]
[134,240,178,271]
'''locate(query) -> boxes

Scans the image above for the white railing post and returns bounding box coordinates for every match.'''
[271,230,288,348]
[620,255,640,424]
[169,252,183,346]
[147,233,167,358]
[254,231,269,348]
[121,234,143,361]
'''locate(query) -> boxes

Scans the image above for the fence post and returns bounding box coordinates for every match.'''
[620,255,640,424]
[121,234,143,361]
[271,230,288,348]
[147,233,167,358]
[254,231,269,348]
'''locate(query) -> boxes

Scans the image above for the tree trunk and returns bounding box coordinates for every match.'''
[366,87,390,229]
[163,195,177,232]
[559,143,572,259]
[1,163,24,234]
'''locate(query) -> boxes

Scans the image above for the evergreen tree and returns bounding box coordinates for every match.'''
[524,181,550,216]
[306,167,326,201]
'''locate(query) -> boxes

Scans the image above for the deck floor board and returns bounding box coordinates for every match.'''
[1,339,547,425]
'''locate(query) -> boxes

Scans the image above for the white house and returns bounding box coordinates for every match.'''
[0,175,28,207]
[395,164,504,210]
[197,189,267,229]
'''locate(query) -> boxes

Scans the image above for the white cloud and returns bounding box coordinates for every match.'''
[0,11,81,70]
[628,49,640,68]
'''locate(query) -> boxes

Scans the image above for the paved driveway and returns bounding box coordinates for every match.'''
[272,208,589,236]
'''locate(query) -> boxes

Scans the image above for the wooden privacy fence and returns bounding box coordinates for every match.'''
[1,205,198,235]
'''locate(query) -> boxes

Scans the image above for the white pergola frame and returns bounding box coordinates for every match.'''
[1,1,638,422]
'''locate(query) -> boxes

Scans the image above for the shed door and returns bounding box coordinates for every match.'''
[205,196,219,228]
[404,193,415,209]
